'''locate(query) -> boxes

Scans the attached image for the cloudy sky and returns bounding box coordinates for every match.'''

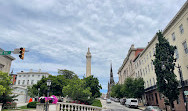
[0,0,186,93]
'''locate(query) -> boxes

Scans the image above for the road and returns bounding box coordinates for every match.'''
[100,99,142,111]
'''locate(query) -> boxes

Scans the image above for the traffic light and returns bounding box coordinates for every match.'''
[19,47,25,60]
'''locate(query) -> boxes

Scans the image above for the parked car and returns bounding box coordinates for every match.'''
[143,106,162,111]
[106,99,111,103]
[120,98,126,105]
[125,98,138,108]
[114,98,120,102]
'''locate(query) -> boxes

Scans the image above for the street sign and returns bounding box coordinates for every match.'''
[0,51,11,55]
[184,91,188,95]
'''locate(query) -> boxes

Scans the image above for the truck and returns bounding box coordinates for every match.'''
[125,98,138,108]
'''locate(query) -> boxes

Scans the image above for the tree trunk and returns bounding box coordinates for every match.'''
[170,100,175,111]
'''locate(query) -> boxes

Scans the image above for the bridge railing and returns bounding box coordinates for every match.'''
[57,102,102,111]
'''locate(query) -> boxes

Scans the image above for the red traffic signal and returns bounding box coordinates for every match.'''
[19,47,25,60]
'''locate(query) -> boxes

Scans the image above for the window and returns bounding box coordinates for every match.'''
[153,78,155,85]
[138,71,140,77]
[182,41,188,54]
[150,79,152,86]
[147,54,148,60]
[143,69,145,76]
[149,51,151,58]
[175,49,179,59]
[24,75,26,77]
[27,80,29,85]
[0,64,4,71]
[151,62,153,70]
[136,73,137,77]
[177,96,180,104]
[140,69,142,77]
[32,75,34,77]
[153,48,155,55]
[18,80,20,85]
[179,24,184,34]
[147,81,149,87]
[172,32,176,41]
[19,75,21,77]
[148,65,150,72]
[38,75,40,77]
[22,80,25,85]
[145,67,147,74]
[31,80,34,84]
[28,75,30,77]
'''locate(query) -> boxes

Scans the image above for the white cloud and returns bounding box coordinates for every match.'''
[0,0,187,93]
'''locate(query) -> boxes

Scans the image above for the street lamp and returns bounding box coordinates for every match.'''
[162,63,187,111]
[38,88,40,101]
[46,80,51,111]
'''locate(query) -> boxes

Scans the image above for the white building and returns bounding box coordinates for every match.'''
[13,69,51,103]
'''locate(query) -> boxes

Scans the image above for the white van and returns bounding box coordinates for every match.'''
[125,98,138,108]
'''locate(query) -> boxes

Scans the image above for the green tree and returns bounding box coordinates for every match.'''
[0,71,16,108]
[62,78,92,102]
[84,75,102,98]
[121,77,144,98]
[58,69,78,79]
[153,31,179,110]
[28,75,69,97]
[111,83,123,98]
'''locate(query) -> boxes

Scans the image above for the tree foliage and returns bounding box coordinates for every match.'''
[0,71,17,108]
[153,31,179,109]
[62,78,91,102]
[111,77,144,99]
[58,69,78,79]
[84,75,102,98]
[111,83,123,98]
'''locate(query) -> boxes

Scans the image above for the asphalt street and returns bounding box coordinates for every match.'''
[100,99,141,111]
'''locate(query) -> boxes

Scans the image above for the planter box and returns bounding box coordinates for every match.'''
[0,103,2,111]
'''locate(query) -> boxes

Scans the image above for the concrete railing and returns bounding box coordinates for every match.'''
[57,102,102,111]
[0,103,2,111]
[37,102,102,111]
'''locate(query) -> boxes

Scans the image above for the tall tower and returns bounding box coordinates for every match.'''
[86,48,92,77]
[107,63,115,98]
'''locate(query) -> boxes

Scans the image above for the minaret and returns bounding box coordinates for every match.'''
[86,48,92,77]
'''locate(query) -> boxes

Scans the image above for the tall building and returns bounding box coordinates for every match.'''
[107,63,115,98]
[0,48,15,74]
[12,69,51,103]
[118,1,188,110]
[118,45,144,84]
[86,48,92,77]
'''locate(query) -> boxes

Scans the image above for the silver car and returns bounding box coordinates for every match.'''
[143,106,162,111]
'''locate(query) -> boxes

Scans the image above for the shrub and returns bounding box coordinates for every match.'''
[27,102,38,108]
[91,99,102,107]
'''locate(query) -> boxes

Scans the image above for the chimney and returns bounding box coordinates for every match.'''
[38,69,41,72]
[21,71,24,72]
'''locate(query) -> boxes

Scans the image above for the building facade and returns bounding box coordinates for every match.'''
[118,1,188,110]
[13,69,51,103]
[0,48,15,74]
[118,44,144,84]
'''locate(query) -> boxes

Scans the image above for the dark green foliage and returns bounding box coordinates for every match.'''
[111,83,123,98]
[84,75,102,98]
[58,69,78,79]
[113,77,144,98]
[153,31,179,109]
[27,102,39,108]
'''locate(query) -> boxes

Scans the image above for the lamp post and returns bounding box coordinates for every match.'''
[161,63,187,111]
[46,80,51,111]
[38,88,40,101]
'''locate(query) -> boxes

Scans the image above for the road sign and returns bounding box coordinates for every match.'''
[184,91,188,95]
[0,51,11,55]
